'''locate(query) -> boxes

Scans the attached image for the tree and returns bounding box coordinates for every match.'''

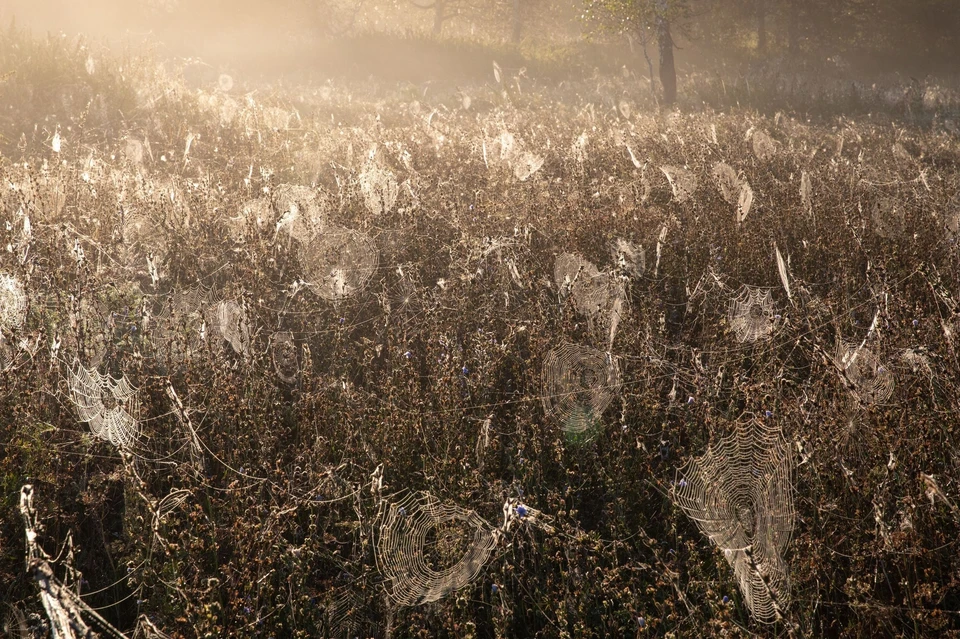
[582,0,689,106]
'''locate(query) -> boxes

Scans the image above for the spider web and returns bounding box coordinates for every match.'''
[660,165,698,203]
[513,151,544,181]
[541,343,620,436]
[67,361,140,448]
[674,419,795,624]
[359,163,399,216]
[554,253,616,319]
[752,131,777,161]
[712,162,741,205]
[0,273,27,332]
[299,226,379,301]
[150,285,213,364]
[728,286,777,343]
[205,299,250,358]
[270,331,300,384]
[834,340,895,405]
[273,184,327,244]
[374,492,500,607]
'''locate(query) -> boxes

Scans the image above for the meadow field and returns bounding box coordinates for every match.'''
[2,20,960,638]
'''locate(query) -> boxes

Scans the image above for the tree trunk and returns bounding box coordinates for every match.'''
[433,0,444,36]
[787,0,798,55]
[757,0,767,53]
[656,9,676,106]
[511,0,522,43]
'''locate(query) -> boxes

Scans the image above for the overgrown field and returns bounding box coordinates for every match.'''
[2,26,960,638]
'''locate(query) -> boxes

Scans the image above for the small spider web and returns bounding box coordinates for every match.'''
[374,492,500,607]
[513,151,544,181]
[541,343,620,437]
[554,253,614,319]
[270,331,299,384]
[712,162,741,205]
[67,360,140,448]
[674,419,795,624]
[0,273,28,332]
[834,340,895,405]
[660,165,698,203]
[299,226,379,301]
[273,185,327,244]
[870,197,906,240]
[752,131,777,161]
[728,286,777,343]
[359,163,399,216]
[149,285,213,364]
[205,299,250,358]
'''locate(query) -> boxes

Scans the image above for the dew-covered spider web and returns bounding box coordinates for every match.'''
[67,360,140,448]
[541,343,620,437]
[728,286,777,343]
[834,340,895,405]
[273,184,327,244]
[374,492,500,606]
[0,273,28,332]
[205,299,250,358]
[674,419,795,624]
[752,130,777,160]
[660,165,698,203]
[359,163,399,216]
[712,162,741,206]
[270,331,299,384]
[299,226,379,301]
[513,151,544,181]
[150,285,213,364]
[554,253,614,319]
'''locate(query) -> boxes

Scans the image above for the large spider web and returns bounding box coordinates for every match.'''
[374,492,500,607]
[0,273,27,332]
[674,419,795,624]
[149,285,214,364]
[834,340,895,405]
[541,343,620,436]
[299,226,379,301]
[67,361,140,448]
[728,286,777,343]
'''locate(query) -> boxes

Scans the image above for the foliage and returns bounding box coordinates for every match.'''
[2,23,960,638]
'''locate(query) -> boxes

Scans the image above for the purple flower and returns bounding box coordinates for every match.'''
[516,505,528,517]
[722,595,729,604]
[637,617,646,628]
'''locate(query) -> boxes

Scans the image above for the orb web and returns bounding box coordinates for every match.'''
[674,419,795,624]
[752,131,777,160]
[613,239,645,279]
[1,603,28,639]
[299,226,379,301]
[359,163,399,216]
[554,253,615,319]
[0,273,27,332]
[67,361,140,448]
[800,171,813,216]
[270,331,300,384]
[541,343,620,436]
[871,197,905,239]
[273,185,327,244]
[514,152,544,181]
[834,340,895,405]
[728,286,776,343]
[205,299,250,358]
[660,165,698,203]
[228,197,271,242]
[737,181,755,224]
[150,285,212,364]
[712,162,741,205]
[374,492,500,606]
